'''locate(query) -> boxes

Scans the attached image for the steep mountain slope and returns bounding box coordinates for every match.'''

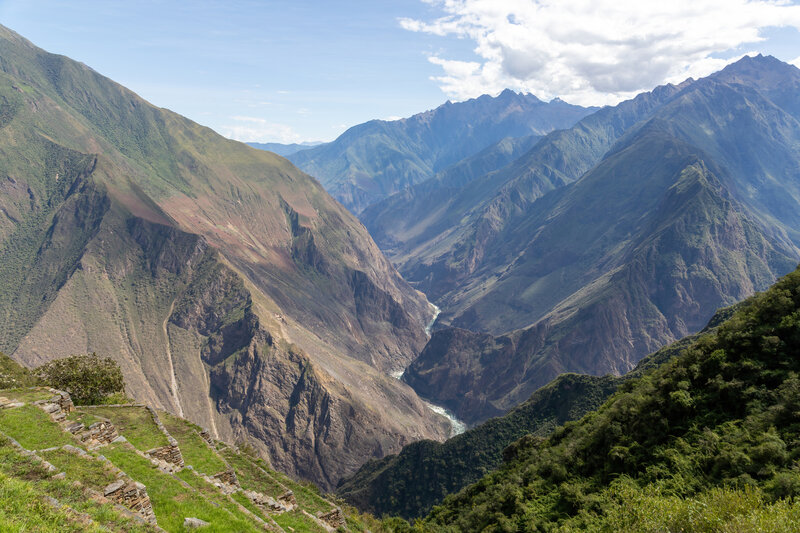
[336,306,733,519]
[0,25,449,490]
[422,264,800,532]
[398,56,800,424]
[362,80,692,291]
[287,91,593,212]
[339,373,618,520]
[360,134,540,255]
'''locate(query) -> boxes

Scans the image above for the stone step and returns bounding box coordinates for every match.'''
[42,403,61,414]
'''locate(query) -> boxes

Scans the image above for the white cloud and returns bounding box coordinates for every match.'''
[792,56,800,67]
[401,0,800,105]
[220,116,302,143]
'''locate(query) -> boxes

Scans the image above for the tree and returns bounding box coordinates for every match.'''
[34,353,125,405]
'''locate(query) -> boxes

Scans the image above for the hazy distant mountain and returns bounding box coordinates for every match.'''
[247,140,322,157]
[287,91,596,212]
[0,25,449,489]
[386,55,800,424]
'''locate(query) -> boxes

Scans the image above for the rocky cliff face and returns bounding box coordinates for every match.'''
[0,25,449,490]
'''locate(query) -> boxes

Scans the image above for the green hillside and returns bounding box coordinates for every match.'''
[413,264,800,531]
[0,374,378,531]
[337,373,619,519]
[336,306,730,519]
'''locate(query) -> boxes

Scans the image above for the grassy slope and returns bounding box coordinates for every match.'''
[79,406,168,451]
[419,264,800,531]
[0,374,381,532]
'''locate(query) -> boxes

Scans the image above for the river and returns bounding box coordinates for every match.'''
[422,400,467,437]
[425,302,441,337]
[391,300,467,437]
[390,368,467,437]
[389,302,467,437]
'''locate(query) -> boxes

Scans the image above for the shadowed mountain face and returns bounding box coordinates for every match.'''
[287,91,595,213]
[0,25,450,490]
[381,56,800,425]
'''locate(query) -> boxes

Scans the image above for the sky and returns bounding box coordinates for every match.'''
[1,0,799,143]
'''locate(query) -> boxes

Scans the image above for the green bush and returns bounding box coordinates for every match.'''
[34,354,124,405]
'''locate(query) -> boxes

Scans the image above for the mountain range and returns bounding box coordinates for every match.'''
[365,55,800,425]
[247,141,322,157]
[285,91,595,213]
[4,18,800,531]
[0,24,451,491]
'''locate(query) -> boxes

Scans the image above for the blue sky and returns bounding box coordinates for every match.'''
[1,1,799,143]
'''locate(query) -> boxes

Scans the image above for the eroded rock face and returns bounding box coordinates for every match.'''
[211,331,447,490]
[403,328,507,424]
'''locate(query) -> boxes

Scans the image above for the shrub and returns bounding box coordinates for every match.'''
[34,353,124,405]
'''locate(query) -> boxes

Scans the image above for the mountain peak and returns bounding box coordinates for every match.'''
[712,53,800,90]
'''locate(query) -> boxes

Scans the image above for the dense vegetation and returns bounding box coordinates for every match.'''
[404,265,800,531]
[339,309,726,520]
[0,352,126,405]
[338,373,619,519]
[34,353,125,405]
[0,352,36,388]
